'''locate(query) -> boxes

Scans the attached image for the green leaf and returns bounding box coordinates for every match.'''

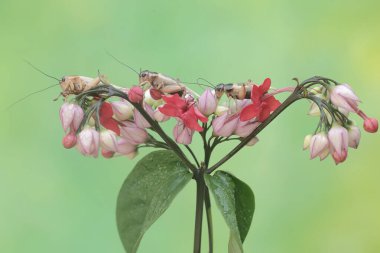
[116,150,192,253]
[205,171,255,253]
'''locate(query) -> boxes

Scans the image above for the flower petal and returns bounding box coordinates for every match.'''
[240,104,260,121]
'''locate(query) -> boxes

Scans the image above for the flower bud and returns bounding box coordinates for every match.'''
[308,102,320,116]
[173,122,194,145]
[149,88,163,100]
[62,132,77,149]
[348,126,361,149]
[128,86,144,103]
[100,130,118,152]
[228,99,251,114]
[234,120,260,138]
[212,113,239,137]
[310,133,329,159]
[77,128,100,158]
[303,134,312,150]
[363,117,378,133]
[111,101,133,121]
[144,90,164,107]
[101,149,114,159]
[60,103,84,132]
[215,105,229,116]
[154,108,170,122]
[329,84,360,113]
[246,137,259,146]
[117,138,137,157]
[120,122,148,144]
[328,125,349,165]
[133,103,154,129]
[198,89,218,116]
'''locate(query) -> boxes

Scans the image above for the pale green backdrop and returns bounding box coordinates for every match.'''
[0,0,379,252]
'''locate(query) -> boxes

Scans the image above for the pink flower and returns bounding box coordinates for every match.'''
[60,103,84,132]
[212,113,239,137]
[159,94,208,132]
[117,138,137,157]
[111,101,133,121]
[348,126,361,149]
[309,133,330,160]
[128,86,144,103]
[120,122,148,144]
[240,78,281,122]
[234,120,260,138]
[328,125,349,165]
[329,84,360,113]
[62,132,77,149]
[100,130,119,152]
[173,121,194,145]
[198,89,218,116]
[77,128,100,158]
[134,103,154,129]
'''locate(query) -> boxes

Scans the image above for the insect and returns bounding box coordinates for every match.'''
[196,78,255,100]
[214,80,255,100]
[139,70,188,97]
[6,62,107,110]
[58,75,102,99]
[107,53,194,98]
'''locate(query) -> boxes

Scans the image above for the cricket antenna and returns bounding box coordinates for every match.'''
[182,80,214,89]
[196,78,215,88]
[24,60,61,81]
[6,83,60,110]
[105,51,140,76]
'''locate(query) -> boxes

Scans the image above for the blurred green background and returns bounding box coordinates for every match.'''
[1,0,379,252]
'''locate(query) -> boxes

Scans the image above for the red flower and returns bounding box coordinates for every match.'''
[159,94,207,131]
[240,78,281,122]
[99,102,121,135]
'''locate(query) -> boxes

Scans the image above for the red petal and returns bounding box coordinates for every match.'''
[101,118,121,135]
[162,94,187,108]
[260,78,271,93]
[264,96,281,111]
[150,88,162,100]
[258,107,271,122]
[182,109,203,132]
[193,106,208,123]
[99,102,114,120]
[158,104,182,117]
[240,104,261,121]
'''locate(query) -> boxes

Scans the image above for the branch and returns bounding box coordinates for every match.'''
[207,90,302,174]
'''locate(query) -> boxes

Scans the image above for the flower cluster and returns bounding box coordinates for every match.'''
[58,75,377,165]
[303,82,378,164]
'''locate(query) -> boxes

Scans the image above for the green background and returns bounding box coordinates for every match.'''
[1,0,379,252]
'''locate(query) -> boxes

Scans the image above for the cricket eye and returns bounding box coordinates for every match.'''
[141,73,147,78]
[61,77,66,82]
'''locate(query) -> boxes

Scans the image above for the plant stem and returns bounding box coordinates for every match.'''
[207,91,302,174]
[193,170,206,253]
[104,86,198,173]
[204,188,213,253]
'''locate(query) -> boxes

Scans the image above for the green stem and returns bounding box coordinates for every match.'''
[193,170,206,253]
[207,91,302,174]
[204,188,213,253]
